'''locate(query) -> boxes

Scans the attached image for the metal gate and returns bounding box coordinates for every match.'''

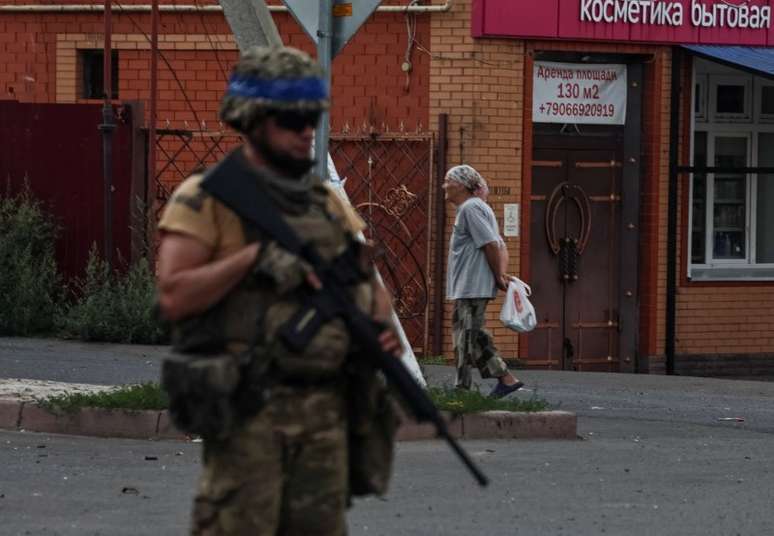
[150,130,434,354]
[329,133,433,354]
[152,129,241,219]
[0,101,141,280]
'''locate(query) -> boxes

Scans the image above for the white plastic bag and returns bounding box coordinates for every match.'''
[500,277,537,333]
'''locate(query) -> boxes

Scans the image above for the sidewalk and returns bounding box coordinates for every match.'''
[0,337,577,441]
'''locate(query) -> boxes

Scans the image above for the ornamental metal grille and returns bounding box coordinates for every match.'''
[329,133,433,354]
[151,129,434,354]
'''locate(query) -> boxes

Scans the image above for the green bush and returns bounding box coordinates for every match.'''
[0,188,62,335]
[57,247,168,344]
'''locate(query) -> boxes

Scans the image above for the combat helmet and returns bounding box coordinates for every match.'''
[219,46,329,134]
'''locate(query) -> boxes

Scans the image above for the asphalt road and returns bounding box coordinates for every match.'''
[1,416,773,536]
[0,338,164,386]
[2,337,774,534]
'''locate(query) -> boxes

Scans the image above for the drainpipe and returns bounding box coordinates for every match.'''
[666,47,682,375]
[432,113,448,356]
[148,0,158,252]
[98,0,114,268]
[0,1,453,13]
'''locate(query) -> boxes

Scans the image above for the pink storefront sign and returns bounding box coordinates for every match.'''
[472,0,774,46]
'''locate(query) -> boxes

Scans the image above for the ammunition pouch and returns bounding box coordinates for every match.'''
[263,299,350,380]
[347,361,400,497]
[161,351,272,441]
[161,353,240,440]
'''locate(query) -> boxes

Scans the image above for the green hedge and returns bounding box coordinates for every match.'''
[56,248,168,344]
[0,188,167,344]
[0,189,62,336]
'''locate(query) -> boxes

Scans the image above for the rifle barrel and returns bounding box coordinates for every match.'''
[438,427,490,487]
[347,308,490,487]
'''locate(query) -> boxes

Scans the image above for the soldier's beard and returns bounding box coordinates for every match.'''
[249,135,314,179]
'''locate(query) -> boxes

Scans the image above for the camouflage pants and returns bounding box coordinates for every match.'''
[452,298,509,390]
[191,386,348,536]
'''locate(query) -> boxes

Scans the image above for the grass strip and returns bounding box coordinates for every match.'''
[37,383,548,415]
[418,355,448,366]
[428,386,548,413]
[38,383,169,414]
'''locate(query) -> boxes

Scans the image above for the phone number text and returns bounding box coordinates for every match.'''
[537,102,616,118]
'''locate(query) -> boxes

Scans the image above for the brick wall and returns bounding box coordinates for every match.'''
[6,0,774,370]
[0,5,430,146]
[428,0,677,365]
[676,286,774,354]
[429,0,524,359]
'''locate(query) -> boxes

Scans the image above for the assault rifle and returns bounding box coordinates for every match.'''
[201,150,489,488]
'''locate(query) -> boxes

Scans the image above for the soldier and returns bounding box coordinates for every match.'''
[156,46,401,536]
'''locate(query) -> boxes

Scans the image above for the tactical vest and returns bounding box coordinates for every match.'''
[172,182,373,382]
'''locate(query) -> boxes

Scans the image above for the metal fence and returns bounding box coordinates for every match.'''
[151,128,434,353]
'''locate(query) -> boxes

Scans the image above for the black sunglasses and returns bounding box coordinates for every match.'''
[272,110,321,132]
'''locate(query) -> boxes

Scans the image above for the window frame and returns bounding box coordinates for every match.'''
[709,74,752,123]
[689,63,774,281]
[755,78,774,123]
[704,131,751,266]
[79,49,119,100]
[694,74,708,124]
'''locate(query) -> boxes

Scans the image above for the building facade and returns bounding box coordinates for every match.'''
[3,0,774,375]
[453,0,774,375]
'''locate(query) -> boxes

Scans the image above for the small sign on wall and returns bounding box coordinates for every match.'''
[504,203,519,237]
[532,61,627,125]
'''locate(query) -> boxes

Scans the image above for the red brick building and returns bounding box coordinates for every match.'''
[3,0,774,376]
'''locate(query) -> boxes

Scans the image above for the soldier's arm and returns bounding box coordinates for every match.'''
[156,232,260,322]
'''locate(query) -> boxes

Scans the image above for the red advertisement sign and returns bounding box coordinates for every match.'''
[472,0,774,46]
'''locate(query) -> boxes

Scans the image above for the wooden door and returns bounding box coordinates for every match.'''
[528,145,624,371]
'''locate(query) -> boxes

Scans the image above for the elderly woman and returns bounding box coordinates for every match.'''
[442,164,524,398]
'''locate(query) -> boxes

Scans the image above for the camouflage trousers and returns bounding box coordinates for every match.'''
[452,298,509,390]
[191,385,348,536]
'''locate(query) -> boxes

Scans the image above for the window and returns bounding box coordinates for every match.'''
[690,67,774,280]
[756,80,774,123]
[756,134,774,263]
[691,131,707,264]
[691,133,750,265]
[711,135,748,260]
[79,49,118,99]
[694,75,707,123]
[709,75,751,122]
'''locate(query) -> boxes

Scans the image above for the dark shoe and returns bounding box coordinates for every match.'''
[488,381,524,399]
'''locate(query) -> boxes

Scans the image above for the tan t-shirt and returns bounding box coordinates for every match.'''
[158,173,367,259]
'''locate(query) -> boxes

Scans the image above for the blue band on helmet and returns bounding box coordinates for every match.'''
[226,75,328,101]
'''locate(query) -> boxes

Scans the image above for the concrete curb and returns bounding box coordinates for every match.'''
[0,401,577,441]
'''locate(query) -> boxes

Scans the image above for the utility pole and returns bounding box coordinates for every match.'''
[281,0,381,180]
[314,0,333,181]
